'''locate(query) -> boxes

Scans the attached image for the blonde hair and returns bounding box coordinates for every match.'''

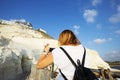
[58,29,81,46]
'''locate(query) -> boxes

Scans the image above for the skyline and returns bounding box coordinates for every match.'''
[0,0,120,61]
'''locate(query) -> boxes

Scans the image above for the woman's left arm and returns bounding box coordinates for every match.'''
[37,52,53,69]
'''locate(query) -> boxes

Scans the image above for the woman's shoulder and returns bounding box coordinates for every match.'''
[52,44,83,52]
[62,44,83,48]
[52,47,61,53]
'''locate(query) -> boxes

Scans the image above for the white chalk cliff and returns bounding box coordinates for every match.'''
[0,20,110,80]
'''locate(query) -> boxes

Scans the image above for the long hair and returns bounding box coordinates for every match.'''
[58,29,81,46]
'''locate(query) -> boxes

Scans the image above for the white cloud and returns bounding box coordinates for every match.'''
[83,9,98,23]
[115,29,120,34]
[110,0,116,7]
[93,38,112,44]
[109,13,120,23]
[18,19,26,22]
[92,0,102,6]
[96,24,102,30]
[73,25,80,35]
[103,50,120,61]
[117,5,120,12]
[108,38,112,41]
[109,5,120,23]
[10,19,26,22]
[94,38,106,44]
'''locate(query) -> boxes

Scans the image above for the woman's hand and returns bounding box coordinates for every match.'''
[44,44,50,53]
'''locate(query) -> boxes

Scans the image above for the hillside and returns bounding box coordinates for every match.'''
[0,20,58,80]
[0,20,53,39]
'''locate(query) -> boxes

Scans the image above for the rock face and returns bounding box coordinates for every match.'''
[0,20,110,80]
[0,20,58,80]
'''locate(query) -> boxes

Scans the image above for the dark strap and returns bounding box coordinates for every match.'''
[60,46,86,67]
[60,47,77,68]
[82,47,86,66]
[59,69,68,80]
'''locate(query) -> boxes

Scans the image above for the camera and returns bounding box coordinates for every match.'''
[49,48,54,52]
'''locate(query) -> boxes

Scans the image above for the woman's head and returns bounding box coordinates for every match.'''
[58,29,80,46]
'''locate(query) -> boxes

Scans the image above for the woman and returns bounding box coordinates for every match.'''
[37,29,88,80]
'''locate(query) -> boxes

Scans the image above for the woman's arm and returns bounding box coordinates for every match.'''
[37,52,53,69]
[37,54,47,65]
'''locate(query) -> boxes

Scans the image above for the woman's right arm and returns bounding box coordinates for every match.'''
[37,54,47,65]
[36,52,53,69]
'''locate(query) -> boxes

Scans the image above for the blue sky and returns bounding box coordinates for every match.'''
[0,0,120,61]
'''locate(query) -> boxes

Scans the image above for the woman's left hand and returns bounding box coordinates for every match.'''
[44,44,50,53]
